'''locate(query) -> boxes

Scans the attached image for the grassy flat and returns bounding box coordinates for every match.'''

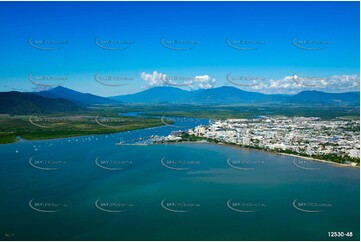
[0,113,164,144]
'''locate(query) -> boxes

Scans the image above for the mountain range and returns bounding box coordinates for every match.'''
[31,86,360,105]
[0,86,359,115]
[290,90,360,104]
[0,91,83,115]
[110,86,359,104]
[33,86,121,106]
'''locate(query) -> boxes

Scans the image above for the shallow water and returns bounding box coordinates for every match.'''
[0,117,359,240]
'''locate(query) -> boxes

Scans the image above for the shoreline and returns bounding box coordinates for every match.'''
[277,152,356,168]
[0,124,166,145]
[2,117,359,168]
[166,140,359,168]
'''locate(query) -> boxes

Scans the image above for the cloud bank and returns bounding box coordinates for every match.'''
[140,71,216,90]
[140,71,359,94]
[244,74,360,94]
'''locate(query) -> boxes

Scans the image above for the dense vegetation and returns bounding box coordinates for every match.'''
[0,101,359,148]
[0,91,83,114]
[0,112,165,144]
[123,103,360,120]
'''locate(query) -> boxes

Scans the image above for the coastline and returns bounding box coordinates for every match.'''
[166,140,359,168]
[0,112,168,145]
[3,119,359,168]
[0,123,166,145]
[277,152,356,168]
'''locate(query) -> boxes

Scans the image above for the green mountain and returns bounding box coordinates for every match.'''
[111,86,360,104]
[34,86,121,106]
[0,91,83,115]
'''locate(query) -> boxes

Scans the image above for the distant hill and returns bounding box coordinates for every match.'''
[0,91,83,115]
[111,86,288,104]
[34,86,120,106]
[1,87,358,116]
[183,86,289,103]
[111,86,191,103]
[291,91,360,104]
[110,86,359,105]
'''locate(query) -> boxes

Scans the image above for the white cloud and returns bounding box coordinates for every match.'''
[140,71,359,94]
[140,71,217,90]
[140,71,165,88]
[194,75,217,89]
[243,74,360,94]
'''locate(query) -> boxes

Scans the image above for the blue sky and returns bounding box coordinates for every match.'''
[0,1,359,96]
